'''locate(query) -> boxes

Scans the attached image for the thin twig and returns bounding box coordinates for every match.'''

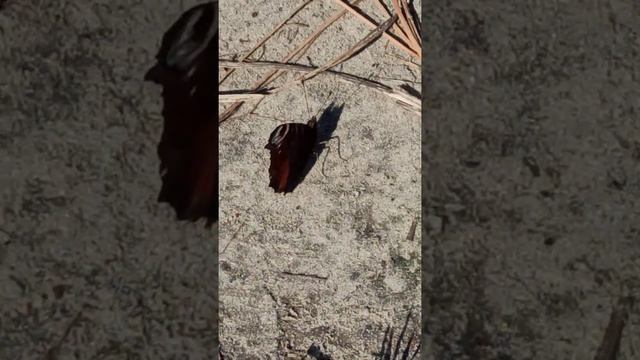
[218,59,420,114]
[219,60,389,91]
[281,271,329,280]
[594,297,632,360]
[45,311,83,360]
[398,0,421,48]
[331,0,418,58]
[292,14,398,83]
[390,0,420,53]
[223,16,400,110]
[219,0,313,86]
[219,0,363,124]
[406,0,422,45]
[406,218,418,242]
[219,93,266,102]
[221,223,245,254]
[373,0,410,43]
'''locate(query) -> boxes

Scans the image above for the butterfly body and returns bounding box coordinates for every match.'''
[265,117,317,193]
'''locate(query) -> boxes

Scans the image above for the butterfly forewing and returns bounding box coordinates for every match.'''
[265,121,317,193]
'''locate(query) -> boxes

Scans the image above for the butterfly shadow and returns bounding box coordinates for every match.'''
[295,102,345,190]
[143,2,218,227]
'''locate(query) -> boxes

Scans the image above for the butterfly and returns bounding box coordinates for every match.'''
[264,102,347,193]
[265,117,318,193]
[144,2,218,226]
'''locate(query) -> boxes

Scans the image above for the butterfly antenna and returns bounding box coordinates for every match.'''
[319,136,347,161]
[321,146,331,177]
[302,80,312,120]
[330,136,346,161]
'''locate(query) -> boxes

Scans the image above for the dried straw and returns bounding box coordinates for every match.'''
[219,93,266,102]
[291,14,398,83]
[219,0,313,86]
[331,0,418,58]
[219,0,363,124]
[218,0,422,122]
[372,0,411,43]
[218,59,420,115]
[390,0,420,51]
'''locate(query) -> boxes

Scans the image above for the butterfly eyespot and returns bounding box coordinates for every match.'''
[270,124,289,145]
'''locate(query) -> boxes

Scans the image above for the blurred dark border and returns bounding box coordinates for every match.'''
[422,0,638,358]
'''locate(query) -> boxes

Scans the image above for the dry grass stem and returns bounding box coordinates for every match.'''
[372,0,411,43]
[219,0,313,86]
[392,0,421,51]
[219,93,266,102]
[292,14,397,83]
[219,59,420,115]
[406,218,418,241]
[220,59,388,90]
[220,15,396,106]
[390,0,419,53]
[219,0,363,124]
[332,0,418,58]
[218,0,421,123]
[594,297,631,360]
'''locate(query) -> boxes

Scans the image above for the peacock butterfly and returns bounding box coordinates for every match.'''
[265,117,317,193]
[264,102,345,193]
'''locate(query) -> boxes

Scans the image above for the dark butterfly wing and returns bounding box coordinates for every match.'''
[265,120,317,193]
[145,2,218,226]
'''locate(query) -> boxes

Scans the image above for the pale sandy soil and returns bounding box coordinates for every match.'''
[218,0,421,358]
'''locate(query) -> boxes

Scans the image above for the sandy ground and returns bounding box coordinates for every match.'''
[1,1,218,358]
[423,1,640,359]
[218,0,421,358]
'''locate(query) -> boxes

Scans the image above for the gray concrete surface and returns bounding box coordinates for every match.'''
[423,1,640,359]
[1,1,218,359]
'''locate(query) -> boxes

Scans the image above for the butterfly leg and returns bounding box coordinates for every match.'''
[301,79,312,120]
[318,136,346,161]
[320,145,331,177]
